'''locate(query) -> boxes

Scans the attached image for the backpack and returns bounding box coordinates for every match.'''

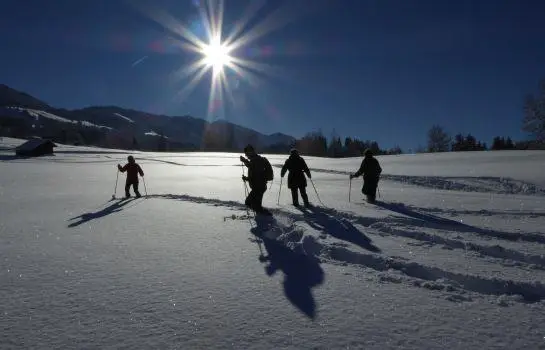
[263,157,274,181]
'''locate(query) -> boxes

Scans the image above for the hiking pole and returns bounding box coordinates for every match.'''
[241,162,248,197]
[277,176,283,205]
[112,170,119,200]
[309,179,324,206]
[241,161,254,220]
[348,177,352,202]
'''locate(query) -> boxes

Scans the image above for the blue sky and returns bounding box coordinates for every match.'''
[1,0,544,150]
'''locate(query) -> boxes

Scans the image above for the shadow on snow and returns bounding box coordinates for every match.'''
[371,201,545,244]
[67,198,139,227]
[250,215,325,320]
[302,206,381,253]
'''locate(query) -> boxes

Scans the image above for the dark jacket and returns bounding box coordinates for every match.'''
[118,162,144,183]
[242,155,270,189]
[354,155,382,179]
[281,154,311,189]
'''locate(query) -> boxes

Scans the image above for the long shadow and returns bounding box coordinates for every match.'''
[372,201,545,244]
[143,193,545,245]
[68,198,136,227]
[251,215,325,320]
[147,193,247,211]
[301,206,381,253]
[414,206,545,218]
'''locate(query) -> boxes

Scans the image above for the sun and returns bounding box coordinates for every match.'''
[201,36,232,73]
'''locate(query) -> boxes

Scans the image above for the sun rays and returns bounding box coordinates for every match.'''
[130,0,319,121]
[201,35,232,73]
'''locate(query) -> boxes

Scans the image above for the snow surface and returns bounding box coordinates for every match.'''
[144,131,168,138]
[1,107,113,130]
[1,138,545,349]
[114,112,135,124]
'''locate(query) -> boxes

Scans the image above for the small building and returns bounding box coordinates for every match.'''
[15,138,57,157]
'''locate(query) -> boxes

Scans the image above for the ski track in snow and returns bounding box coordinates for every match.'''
[151,194,545,304]
[2,139,545,348]
[277,165,545,196]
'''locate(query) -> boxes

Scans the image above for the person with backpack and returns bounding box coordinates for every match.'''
[117,155,144,198]
[349,148,382,203]
[240,144,273,215]
[280,148,312,207]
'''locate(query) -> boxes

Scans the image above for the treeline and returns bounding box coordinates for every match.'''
[426,125,544,153]
[292,130,402,157]
[425,78,545,153]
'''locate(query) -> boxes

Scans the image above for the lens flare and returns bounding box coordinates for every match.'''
[130,0,318,121]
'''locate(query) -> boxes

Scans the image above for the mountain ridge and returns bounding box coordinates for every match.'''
[0,84,296,152]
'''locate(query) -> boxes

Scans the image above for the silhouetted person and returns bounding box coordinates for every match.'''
[240,144,273,215]
[350,148,382,203]
[281,148,312,207]
[117,155,144,198]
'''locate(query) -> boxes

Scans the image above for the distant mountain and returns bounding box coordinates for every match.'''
[0,84,296,152]
[0,84,50,110]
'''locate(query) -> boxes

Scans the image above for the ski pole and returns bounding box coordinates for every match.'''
[310,179,324,206]
[112,170,119,199]
[349,177,351,202]
[142,177,148,197]
[241,162,248,197]
[277,177,283,205]
[241,161,254,219]
[377,184,381,199]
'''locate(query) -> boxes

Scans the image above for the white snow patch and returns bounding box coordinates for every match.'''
[114,112,134,123]
[2,107,112,130]
[144,130,167,138]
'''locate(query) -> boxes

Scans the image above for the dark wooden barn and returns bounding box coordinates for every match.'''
[15,138,57,157]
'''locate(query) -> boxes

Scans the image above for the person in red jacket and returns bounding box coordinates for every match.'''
[117,155,144,198]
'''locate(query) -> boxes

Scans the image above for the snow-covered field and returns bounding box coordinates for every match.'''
[1,137,545,349]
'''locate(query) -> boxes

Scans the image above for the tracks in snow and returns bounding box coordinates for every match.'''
[285,166,545,196]
[146,193,545,304]
[248,205,545,304]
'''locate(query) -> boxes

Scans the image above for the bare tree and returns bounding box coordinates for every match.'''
[427,125,451,153]
[523,79,545,141]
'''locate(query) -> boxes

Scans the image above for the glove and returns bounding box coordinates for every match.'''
[349,174,355,179]
[308,173,312,179]
[242,175,248,182]
[239,156,246,163]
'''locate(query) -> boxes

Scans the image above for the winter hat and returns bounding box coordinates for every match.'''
[244,144,255,153]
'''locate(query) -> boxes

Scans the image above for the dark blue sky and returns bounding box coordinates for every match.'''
[1,0,544,150]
